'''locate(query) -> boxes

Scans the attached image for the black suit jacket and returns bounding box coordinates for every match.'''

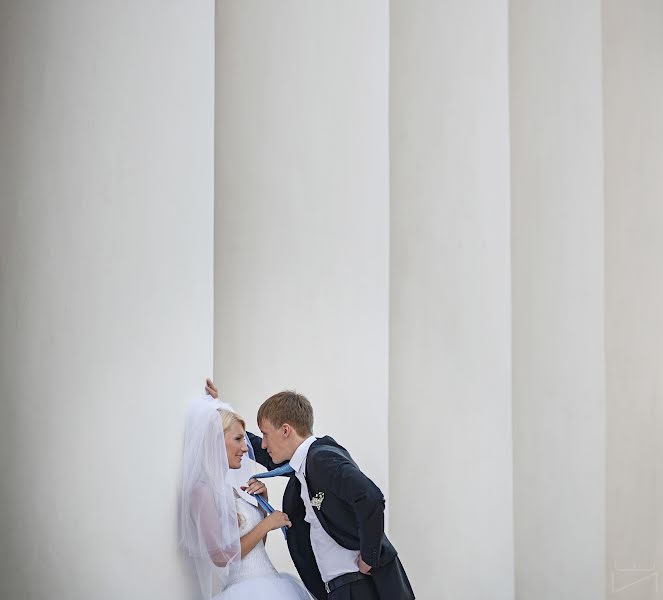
[247,433,414,600]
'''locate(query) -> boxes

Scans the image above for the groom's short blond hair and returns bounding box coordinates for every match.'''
[257,390,314,437]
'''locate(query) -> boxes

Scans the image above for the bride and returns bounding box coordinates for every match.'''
[181,394,312,599]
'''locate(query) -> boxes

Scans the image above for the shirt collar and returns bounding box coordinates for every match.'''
[289,435,317,474]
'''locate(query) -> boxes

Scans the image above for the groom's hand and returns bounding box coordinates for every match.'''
[358,557,372,575]
[205,378,219,399]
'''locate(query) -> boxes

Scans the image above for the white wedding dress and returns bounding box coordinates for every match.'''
[217,494,312,600]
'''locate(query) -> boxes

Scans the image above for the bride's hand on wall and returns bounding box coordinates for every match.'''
[205,378,219,398]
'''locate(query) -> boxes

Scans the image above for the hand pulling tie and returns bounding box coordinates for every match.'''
[250,464,295,539]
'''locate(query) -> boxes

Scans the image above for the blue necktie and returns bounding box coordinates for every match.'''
[250,464,295,539]
[253,463,295,479]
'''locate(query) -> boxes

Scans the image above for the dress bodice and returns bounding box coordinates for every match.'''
[225,494,278,586]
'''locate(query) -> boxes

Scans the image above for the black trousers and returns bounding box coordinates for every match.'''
[328,576,379,600]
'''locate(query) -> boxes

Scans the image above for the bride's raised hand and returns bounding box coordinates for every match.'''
[264,511,292,531]
[242,478,268,501]
[205,378,219,399]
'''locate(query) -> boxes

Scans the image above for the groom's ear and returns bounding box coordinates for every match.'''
[282,423,293,438]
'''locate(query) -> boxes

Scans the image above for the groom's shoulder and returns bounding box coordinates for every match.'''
[308,436,354,466]
[311,435,344,451]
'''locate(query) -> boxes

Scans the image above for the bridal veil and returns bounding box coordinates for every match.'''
[180,395,245,599]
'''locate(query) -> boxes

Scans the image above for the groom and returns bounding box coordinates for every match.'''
[207,381,414,600]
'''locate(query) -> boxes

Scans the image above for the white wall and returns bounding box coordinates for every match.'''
[510,2,606,599]
[4,2,663,599]
[0,2,214,599]
[390,2,515,599]
[213,0,390,576]
[604,1,663,598]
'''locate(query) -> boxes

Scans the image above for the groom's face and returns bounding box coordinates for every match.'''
[259,419,292,464]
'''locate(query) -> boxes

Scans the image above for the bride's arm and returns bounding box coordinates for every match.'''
[205,380,281,471]
[190,484,289,564]
[239,511,292,557]
[190,484,239,568]
[239,519,270,557]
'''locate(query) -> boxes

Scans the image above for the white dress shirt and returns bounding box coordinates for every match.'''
[289,436,360,583]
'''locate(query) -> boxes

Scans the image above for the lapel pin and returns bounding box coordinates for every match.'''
[311,491,325,510]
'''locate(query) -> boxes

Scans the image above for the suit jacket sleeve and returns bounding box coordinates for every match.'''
[313,449,385,569]
[246,431,270,468]
[246,431,289,472]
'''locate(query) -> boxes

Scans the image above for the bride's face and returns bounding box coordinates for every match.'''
[224,420,248,469]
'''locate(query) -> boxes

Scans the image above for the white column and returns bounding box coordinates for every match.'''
[510,2,606,599]
[603,1,663,597]
[390,2,514,599]
[214,0,389,574]
[0,2,214,599]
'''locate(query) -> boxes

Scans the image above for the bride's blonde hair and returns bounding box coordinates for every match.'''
[218,408,246,433]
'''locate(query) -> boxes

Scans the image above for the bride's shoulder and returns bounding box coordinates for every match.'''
[190,480,216,503]
[191,480,210,493]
